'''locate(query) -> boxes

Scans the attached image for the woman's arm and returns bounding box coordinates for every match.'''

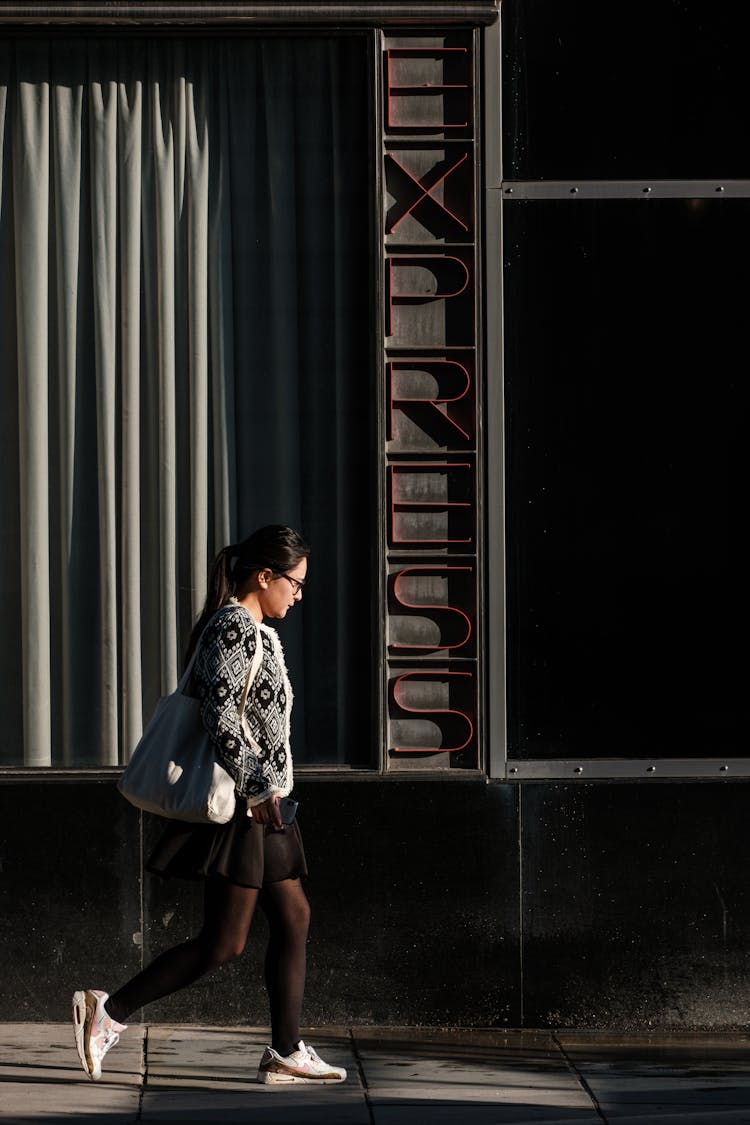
[195,606,280,803]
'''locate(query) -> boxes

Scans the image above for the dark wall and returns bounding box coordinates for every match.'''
[1,778,748,1028]
[521,781,750,1029]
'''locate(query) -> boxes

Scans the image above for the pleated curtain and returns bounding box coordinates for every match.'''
[0,37,371,768]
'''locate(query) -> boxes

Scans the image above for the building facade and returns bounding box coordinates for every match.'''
[1,1,747,1028]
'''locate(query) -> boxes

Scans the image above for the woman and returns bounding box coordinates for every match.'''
[72,525,346,1086]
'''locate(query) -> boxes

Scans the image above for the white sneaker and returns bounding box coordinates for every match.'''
[258,1039,347,1084]
[72,989,127,1081]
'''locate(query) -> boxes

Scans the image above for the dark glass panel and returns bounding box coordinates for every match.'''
[503,1,750,180]
[505,199,748,758]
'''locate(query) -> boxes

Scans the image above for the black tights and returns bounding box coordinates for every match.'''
[105,876,310,1058]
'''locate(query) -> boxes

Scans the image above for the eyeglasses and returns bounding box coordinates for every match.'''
[275,572,306,595]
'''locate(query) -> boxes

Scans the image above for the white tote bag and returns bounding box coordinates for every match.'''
[118,613,263,824]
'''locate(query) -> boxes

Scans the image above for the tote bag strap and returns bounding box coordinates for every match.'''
[176,641,202,695]
[177,604,263,708]
[238,621,264,713]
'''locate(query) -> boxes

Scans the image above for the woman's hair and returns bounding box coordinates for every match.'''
[184,524,310,666]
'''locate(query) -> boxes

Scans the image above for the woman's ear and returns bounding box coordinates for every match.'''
[257,567,274,589]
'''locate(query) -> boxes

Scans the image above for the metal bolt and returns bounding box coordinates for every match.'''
[720,765,729,772]
[646,766,656,773]
[570,186,579,194]
[574,766,583,774]
[505,187,514,194]
[509,766,518,774]
[716,185,725,193]
[642,186,652,194]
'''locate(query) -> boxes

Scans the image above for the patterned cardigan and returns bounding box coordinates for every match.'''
[191,602,294,806]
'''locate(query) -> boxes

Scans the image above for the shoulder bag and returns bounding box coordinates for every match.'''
[117,608,264,823]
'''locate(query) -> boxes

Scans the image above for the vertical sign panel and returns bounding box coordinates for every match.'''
[382,31,480,770]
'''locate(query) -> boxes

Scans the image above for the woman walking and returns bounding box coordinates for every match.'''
[72,525,346,1086]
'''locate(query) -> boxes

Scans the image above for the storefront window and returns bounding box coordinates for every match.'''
[0,35,372,768]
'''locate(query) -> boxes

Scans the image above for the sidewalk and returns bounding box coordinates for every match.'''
[1,1024,749,1123]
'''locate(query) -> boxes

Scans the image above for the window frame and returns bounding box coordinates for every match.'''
[0,0,497,781]
[489,6,750,781]
[494,182,750,781]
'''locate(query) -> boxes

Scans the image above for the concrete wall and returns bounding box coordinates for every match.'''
[2,778,748,1028]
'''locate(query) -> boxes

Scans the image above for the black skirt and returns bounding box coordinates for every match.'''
[146,801,307,889]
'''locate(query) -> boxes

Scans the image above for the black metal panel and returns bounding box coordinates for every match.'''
[521,781,750,1029]
[0,783,142,1019]
[503,0,749,180]
[504,199,748,761]
[142,779,520,1026]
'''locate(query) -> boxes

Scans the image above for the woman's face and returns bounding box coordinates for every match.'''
[258,557,308,620]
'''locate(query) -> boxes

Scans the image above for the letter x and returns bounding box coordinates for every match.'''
[386,151,469,234]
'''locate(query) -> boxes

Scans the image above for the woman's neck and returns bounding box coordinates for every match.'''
[231,593,264,623]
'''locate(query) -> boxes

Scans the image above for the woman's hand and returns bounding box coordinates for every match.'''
[251,794,283,828]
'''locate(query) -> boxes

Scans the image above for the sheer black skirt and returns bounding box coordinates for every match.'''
[147,801,307,889]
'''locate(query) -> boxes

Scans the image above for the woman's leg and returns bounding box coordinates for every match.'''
[105,877,259,1024]
[258,877,311,1058]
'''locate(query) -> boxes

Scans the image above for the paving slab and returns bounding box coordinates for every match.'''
[599,1110,750,1124]
[354,1028,561,1057]
[356,1028,559,1048]
[368,1084,594,1106]
[557,1032,750,1114]
[585,1076,750,1105]
[567,1060,750,1076]
[356,1030,588,1112]
[145,1025,269,1085]
[370,1107,602,1124]
[357,1038,566,1063]
[0,1021,144,1085]
[139,1025,367,1121]
[0,1081,141,1123]
[145,1024,356,1090]
[357,1052,576,1089]
[557,1032,750,1070]
[140,1087,369,1123]
[558,1032,750,1048]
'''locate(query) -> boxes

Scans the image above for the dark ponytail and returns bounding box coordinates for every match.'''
[184,525,310,666]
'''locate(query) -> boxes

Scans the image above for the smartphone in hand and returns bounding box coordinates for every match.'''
[279,797,299,825]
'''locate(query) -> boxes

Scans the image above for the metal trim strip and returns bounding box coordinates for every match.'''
[0,3,500,26]
[505,759,750,780]
[0,766,487,783]
[501,180,750,200]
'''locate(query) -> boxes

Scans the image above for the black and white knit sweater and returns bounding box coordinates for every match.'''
[191,602,294,806]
